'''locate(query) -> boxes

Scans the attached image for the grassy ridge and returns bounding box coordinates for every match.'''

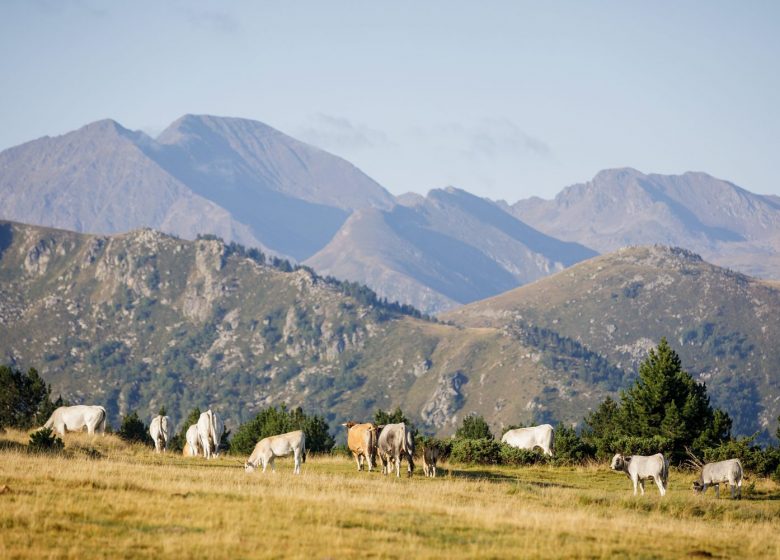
[1,431,778,559]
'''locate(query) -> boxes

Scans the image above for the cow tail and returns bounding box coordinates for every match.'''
[99,407,107,435]
[662,456,669,489]
[302,432,307,463]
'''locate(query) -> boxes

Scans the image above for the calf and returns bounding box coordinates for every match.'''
[611,453,668,496]
[422,442,443,478]
[692,459,743,499]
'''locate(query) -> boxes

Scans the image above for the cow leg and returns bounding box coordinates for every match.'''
[655,476,666,497]
[395,455,401,478]
[632,476,638,496]
[407,454,414,477]
[354,453,361,472]
[736,479,742,499]
[294,450,301,474]
[639,479,645,495]
[714,484,720,499]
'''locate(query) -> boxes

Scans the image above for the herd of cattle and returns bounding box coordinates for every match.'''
[39,405,745,499]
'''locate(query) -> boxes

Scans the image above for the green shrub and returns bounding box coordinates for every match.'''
[552,424,596,465]
[609,435,673,457]
[230,405,334,456]
[28,427,64,453]
[455,414,493,440]
[499,443,548,466]
[117,411,152,445]
[450,438,501,465]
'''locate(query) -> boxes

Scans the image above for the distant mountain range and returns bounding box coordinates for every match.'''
[3,116,780,313]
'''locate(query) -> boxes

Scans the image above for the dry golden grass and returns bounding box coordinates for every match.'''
[1,430,779,559]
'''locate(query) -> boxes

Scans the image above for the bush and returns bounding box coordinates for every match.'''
[450,438,501,465]
[28,427,64,453]
[117,411,152,445]
[456,414,493,440]
[609,435,672,457]
[499,444,548,466]
[230,405,334,456]
[552,425,596,465]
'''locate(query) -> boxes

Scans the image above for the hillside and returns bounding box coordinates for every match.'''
[0,221,619,436]
[307,187,596,313]
[445,245,780,438]
[511,168,780,279]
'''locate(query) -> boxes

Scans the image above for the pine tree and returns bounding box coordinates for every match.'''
[585,338,731,462]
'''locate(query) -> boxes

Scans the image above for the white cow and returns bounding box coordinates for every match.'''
[42,405,107,436]
[184,424,201,457]
[501,424,555,456]
[611,453,669,496]
[377,423,415,477]
[693,459,743,499]
[244,430,306,474]
[149,415,170,453]
[196,410,224,459]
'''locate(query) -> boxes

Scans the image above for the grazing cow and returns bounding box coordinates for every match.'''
[185,424,201,457]
[149,415,170,453]
[197,409,224,459]
[342,422,378,472]
[377,423,414,477]
[42,405,107,436]
[693,459,743,499]
[244,430,306,474]
[422,442,444,478]
[501,424,555,456]
[611,453,668,496]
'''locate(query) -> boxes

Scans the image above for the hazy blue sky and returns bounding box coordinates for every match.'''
[1,1,778,201]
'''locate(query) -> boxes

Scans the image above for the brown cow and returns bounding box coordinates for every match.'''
[342,421,378,472]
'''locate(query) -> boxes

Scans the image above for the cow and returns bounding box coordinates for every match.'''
[149,415,170,453]
[692,459,743,499]
[377,423,414,477]
[611,453,669,496]
[501,424,555,456]
[196,409,224,459]
[422,441,444,478]
[342,421,378,472]
[184,424,201,457]
[244,430,306,474]
[42,405,107,436]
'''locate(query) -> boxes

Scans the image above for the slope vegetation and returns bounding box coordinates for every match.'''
[446,245,780,437]
[0,221,612,435]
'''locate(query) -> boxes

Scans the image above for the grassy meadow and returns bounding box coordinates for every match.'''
[0,431,779,559]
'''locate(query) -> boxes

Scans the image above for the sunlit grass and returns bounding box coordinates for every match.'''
[0,430,778,558]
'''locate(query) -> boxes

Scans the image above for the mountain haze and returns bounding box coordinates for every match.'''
[511,168,780,279]
[307,187,596,313]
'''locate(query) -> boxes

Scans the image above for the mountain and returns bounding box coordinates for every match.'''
[0,115,394,261]
[0,220,620,436]
[511,168,780,279]
[444,245,780,438]
[306,187,596,313]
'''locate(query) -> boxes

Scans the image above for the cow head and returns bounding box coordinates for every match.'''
[610,453,627,471]
[244,461,257,473]
[342,422,356,429]
[692,480,704,494]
